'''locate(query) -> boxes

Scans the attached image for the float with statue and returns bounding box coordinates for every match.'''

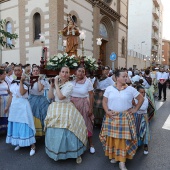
[39,14,103,78]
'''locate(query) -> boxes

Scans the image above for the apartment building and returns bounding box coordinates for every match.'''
[127,0,163,69]
[162,39,170,69]
[0,0,128,69]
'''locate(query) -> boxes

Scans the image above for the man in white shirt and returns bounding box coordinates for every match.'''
[131,70,141,84]
[156,68,168,101]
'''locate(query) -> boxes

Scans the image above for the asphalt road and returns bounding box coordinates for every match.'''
[1,90,170,170]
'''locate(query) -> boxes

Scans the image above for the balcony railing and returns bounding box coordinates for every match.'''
[153,8,159,19]
[152,33,159,41]
[153,0,160,7]
[152,21,159,30]
[152,45,158,51]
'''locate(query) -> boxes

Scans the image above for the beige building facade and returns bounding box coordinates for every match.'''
[127,0,163,69]
[0,0,128,69]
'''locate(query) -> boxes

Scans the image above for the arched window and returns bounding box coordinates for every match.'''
[72,15,77,24]
[6,21,12,45]
[122,38,125,55]
[99,23,108,38]
[33,13,41,40]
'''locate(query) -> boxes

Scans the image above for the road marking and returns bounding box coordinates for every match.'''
[162,114,170,130]
[155,101,164,110]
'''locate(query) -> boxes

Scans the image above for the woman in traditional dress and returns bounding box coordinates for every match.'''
[5,65,36,156]
[93,66,114,125]
[99,70,144,170]
[5,66,13,87]
[143,69,155,121]
[44,66,87,163]
[0,69,9,133]
[71,66,95,154]
[28,66,49,136]
[133,86,150,155]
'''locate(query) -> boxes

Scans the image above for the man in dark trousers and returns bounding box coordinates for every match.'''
[156,68,169,101]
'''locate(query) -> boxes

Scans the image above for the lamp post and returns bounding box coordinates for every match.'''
[63,40,67,52]
[96,38,102,58]
[79,30,86,57]
[39,33,46,69]
[141,41,145,59]
[144,58,146,69]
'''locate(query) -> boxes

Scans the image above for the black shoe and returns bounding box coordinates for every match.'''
[158,98,161,101]
[163,99,166,102]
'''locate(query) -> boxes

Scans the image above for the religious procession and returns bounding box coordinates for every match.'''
[0,0,169,169]
[1,14,169,170]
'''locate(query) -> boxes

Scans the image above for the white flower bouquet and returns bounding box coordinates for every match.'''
[46,53,98,72]
[46,53,79,70]
[84,55,99,71]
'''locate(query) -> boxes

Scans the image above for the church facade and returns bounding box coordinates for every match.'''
[0,0,128,68]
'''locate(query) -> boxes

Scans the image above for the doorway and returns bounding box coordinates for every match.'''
[100,39,108,66]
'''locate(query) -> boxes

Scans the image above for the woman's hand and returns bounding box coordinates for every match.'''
[55,76,60,86]
[4,107,9,113]
[88,108,93,117]
[20,75,26,83]
[127,108,137,114]
[106,110,116,120]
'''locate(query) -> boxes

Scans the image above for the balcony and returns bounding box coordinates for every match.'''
[153,8,159,19]
[152,20,159,30]
[152,45,158,52]
[153,0,160,7]
[152,33,159,41]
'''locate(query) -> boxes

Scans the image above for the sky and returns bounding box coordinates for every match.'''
[162,0,170,40]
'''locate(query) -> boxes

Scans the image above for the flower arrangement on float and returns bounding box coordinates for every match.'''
[46,53,98,71]
[46,53,78,70]
[83,55,99,71]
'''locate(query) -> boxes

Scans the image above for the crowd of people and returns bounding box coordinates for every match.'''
[0,61,169,170]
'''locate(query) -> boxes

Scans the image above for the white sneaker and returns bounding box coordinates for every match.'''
[144,150,149,155]
[90,147,95,154]
[110,159,117,163]
[76,156,82,164]
[14,146,20,151]
[119,162,128,170]
[30,148,35,156]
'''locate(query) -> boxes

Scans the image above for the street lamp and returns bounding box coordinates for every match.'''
[79,30,86,57]
[39,33,45,43]
[39,33,46,69]
[63,40,67,51]
[144,58,147,68]
[96,38,102,46]
[141,41,145,58]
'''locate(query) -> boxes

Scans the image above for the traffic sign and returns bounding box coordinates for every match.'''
[110,52,117,61]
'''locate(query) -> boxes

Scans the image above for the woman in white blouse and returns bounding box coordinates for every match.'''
[93,66,114,125]
[28,66,49,136]
[5,65,36,156]
[0,69,9,133]
[44,66,87,163]
[71,66,95,154]
[99,70,144,170]
[5,66,13,87]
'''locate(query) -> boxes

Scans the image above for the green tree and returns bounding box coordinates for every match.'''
[0,19,18,49]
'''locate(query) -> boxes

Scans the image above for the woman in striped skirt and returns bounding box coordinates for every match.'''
[133,86,150,155]
[71,66,95,154]
[44,66,87,163]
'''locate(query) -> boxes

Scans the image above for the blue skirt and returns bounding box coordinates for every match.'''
[134,113,150,146]
[6,122,36,147]
[28,94,49,128]
[45,128,86,161]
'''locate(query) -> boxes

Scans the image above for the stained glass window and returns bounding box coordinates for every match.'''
[99,23,108,38]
